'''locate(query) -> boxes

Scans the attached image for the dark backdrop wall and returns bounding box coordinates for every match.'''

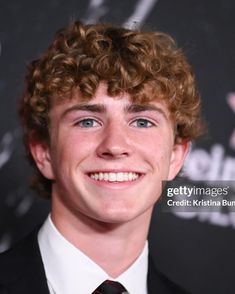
[0,1,234,293]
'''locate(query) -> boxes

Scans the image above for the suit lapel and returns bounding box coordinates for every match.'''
[0,227,49,294]
[147,253,189,294]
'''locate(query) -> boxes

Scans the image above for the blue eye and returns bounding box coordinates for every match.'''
[132,118,154,128]
[77,119,99,128]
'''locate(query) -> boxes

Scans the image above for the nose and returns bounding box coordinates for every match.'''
[96,123,133,160]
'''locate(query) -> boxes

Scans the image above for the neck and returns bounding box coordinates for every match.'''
[51,199,152,277]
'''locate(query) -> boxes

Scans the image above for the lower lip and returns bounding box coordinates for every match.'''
[86,174,144,189]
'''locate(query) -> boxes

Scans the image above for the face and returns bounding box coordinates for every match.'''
[30,83,188,225]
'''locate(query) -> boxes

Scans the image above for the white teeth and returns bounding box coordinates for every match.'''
[103,173,109,181]
[117,172,123,182]
[99,172,104,180]
[109,173,116,182]
[89,172,140,182]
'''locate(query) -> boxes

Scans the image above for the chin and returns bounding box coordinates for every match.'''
[94,206,146,224]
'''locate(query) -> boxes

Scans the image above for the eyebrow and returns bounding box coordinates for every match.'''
[125,104,167,117]
[61,103,167,119]
[61,104,106,118]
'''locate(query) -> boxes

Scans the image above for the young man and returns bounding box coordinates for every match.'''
[0,21,203,293]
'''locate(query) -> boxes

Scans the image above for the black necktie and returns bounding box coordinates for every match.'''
[92,279,129,294]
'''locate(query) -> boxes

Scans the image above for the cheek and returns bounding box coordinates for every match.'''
[140,137,173,162]
[51,132,101,179]
[55,131,95,157]
[140,137,174,180]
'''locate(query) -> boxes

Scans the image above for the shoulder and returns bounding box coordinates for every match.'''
[0,227,39,278]
[0,227,49,293]
[148,253,190,294]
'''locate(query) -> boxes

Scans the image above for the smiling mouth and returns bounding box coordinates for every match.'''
[88,172,141,182]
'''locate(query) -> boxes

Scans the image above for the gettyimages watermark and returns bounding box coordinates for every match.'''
[161,181,235,212]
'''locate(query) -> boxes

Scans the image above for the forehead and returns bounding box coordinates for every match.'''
[78,83,168,109]
[51,83,172,120]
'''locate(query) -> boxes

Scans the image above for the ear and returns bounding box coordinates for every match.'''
[168,141,190,180]
[29,140,55,180]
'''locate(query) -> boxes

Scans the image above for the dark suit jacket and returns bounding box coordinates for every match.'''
[0,228,189,294]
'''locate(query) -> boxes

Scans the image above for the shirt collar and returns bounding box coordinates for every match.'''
[38,215,148,294]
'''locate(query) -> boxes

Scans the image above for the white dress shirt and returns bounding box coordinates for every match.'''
[38,215,148,294]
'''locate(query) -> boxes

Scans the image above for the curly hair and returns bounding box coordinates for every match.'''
[19,20,204,198]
